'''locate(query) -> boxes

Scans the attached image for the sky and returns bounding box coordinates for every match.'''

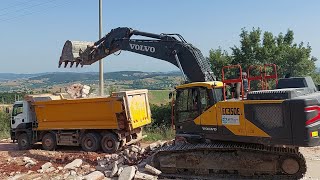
[0,0,319,73]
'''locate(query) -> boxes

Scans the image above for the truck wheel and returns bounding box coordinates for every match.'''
[81,133,101,152]
[101,133,120,153]
[42,132,57,151]
[18,133,31,150]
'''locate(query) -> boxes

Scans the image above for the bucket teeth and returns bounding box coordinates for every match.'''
[64,62,68,68]
[70,62,75,68]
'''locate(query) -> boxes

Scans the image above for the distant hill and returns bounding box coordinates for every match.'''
[28,71,181,84]
[0,73,47,81]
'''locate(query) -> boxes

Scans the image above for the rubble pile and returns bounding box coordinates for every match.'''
[66,84,91,99]
[5,140,173,180]
[95,140,171,180]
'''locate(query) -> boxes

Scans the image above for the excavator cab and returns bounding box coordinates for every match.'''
[173,81,224,137]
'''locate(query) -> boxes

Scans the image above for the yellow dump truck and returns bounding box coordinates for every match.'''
[10,90,151,153]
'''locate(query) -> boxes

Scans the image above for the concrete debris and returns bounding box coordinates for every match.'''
[118,166,136,180]
[63,172,71,179]
[0,139,173,180]
[45,166,56,173]
[70,170,77,176]
[66,84,91,99]
[117,166,124,176]
[144,164,162,175]
[96,165,108,172]
[64,159,83,169]
[103,170,111,177]
[134,171,158,180]
[83,171,105,180]
[23,157,37,168]
[41,162,53,171]
[110,161,118,177]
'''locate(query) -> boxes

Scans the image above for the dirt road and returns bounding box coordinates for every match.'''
[0,140,320,179]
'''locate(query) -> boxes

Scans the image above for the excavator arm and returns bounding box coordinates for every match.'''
[59,27,215,82]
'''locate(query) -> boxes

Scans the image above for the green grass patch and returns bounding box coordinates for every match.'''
[0,111,10,139]
[148,90,171,105]
[143,127,175,142]
[0,131,10,139]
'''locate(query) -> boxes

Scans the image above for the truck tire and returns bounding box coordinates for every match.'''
[18,133,31,150]
[101,133,120,153]
[42,132,57,151]
[81,133,101,152]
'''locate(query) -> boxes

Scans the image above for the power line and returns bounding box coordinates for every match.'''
[0,0,59,17]
[0,0,72,23]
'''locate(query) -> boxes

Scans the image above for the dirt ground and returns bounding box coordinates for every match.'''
[0,140,320,179]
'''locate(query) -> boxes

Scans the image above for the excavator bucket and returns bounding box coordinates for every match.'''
[59,41,94,68]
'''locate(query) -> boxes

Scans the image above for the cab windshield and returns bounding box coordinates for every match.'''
[12,104,23,116]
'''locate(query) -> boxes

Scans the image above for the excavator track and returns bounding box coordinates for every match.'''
[151,142,306,179]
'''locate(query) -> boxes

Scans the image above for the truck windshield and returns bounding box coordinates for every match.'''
[12,104,23,116]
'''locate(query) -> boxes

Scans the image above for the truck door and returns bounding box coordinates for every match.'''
[11,103,24,129]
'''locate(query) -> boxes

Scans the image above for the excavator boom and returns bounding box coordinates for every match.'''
[59,27,215,82]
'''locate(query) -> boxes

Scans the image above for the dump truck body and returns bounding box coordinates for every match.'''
[10,90,151,153]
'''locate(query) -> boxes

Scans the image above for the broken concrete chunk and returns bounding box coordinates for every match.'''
[139,148,145,155]
[83,171,105,180]
[124,149,130,156]
[117,166,124,176]
[41,162,52,171]
[67,84,91,99]
[96,165,108,171]
[70,170,77,176]
[64,159,83,169]
[144,164,161,175]
[110,161,118,177]
[103,170,111,177]
[130,146,140,153]
[148,141,161,151]
[118,166,136,180]
[45,166,56,173]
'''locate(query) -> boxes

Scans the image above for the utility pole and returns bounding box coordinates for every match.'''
[99,0,104,96]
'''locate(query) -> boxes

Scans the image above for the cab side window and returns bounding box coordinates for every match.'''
[175,88,200,123]
[199,88,210,111]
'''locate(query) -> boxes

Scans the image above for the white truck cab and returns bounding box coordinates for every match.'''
[11,101,33,130]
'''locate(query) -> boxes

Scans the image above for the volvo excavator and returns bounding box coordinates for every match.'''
[58,27,320,179]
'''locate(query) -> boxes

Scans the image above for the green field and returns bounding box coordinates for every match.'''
[148,90,172,105]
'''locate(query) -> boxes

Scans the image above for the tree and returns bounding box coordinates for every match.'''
[207,47,232,80]
[208,28,319,83]
[150,103,172,127]
[231,28,317,79]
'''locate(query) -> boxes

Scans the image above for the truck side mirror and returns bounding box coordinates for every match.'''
[169,92,173,99]
[317,85,320,91]
[5,107,9,114]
